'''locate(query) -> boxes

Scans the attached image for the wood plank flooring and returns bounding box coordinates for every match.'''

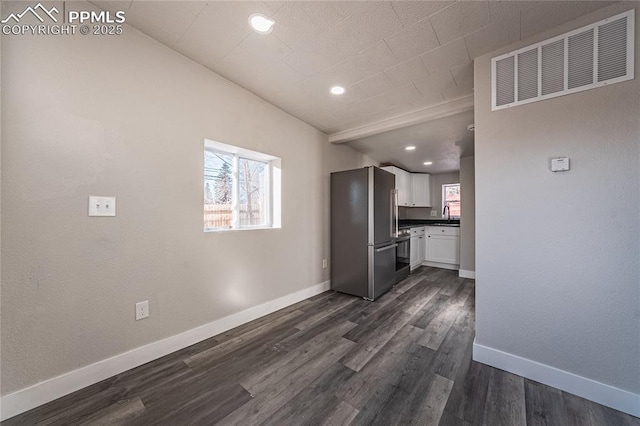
[4,267,639,426]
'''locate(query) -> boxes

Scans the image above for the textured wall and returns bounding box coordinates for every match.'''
[0,24,3,398]
[399,207,431,220]
[459,156,475,272]
[0,11,366,394]
[431,172,460,218]
[475,3,640,393]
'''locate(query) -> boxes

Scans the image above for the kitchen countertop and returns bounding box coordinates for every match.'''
[399,219,460,228]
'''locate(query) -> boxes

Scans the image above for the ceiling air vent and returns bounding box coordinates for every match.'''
[495,56,515,106]
[492,10,634,111]
[541,40,565,95]
[598,16,629,81]
[517,48,539,101]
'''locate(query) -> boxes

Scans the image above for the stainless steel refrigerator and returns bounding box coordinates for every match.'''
[330,166,398,300]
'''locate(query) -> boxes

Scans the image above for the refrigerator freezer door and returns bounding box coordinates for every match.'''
[330,168,369,298]
[372,243,397,299]
[373,167,395,246]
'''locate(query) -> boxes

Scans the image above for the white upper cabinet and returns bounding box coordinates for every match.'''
[381,166,411,206]
[410,174,431,207]
[397,169,411,206]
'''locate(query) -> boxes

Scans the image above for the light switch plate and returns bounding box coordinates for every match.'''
[89,196,116,216]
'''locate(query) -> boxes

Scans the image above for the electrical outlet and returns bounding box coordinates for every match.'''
[430,210,437,217]
[135,300,149,320]
[322,259,328,269]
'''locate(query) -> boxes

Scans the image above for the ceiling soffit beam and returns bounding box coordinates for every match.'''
[328,95,474,144]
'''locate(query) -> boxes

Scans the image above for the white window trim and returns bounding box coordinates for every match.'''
[204,139,281,232]
[442,183,461,219]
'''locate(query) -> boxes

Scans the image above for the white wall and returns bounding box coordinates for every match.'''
[0,7,367,397]
[0,24,3,405]
[359,154,379,168]
[459,157,475,273]
[474,3,640,414]
[431,172,460,219]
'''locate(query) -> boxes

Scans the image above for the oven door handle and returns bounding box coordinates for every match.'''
[375,244,398,253]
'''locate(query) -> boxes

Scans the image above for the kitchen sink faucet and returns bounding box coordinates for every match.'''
[443,204,451,222]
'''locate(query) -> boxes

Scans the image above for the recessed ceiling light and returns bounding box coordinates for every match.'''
[330,86,345,95]
[249,13,275,34]
[423,161,433,165]
[405,146,416,151]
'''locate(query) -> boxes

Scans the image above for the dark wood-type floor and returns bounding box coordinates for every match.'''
[4,267,639,426]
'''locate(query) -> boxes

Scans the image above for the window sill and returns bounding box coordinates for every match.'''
[204,226,281,233]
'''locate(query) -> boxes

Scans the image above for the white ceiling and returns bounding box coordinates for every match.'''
[91,0,615,170]
[347,110,475,173]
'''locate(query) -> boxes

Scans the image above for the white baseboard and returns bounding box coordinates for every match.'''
[422,261,459,271]
[473,340,640,418]
[458,269,475,279]
[0,280,331,422]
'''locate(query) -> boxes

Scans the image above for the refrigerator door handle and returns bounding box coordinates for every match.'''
[390,189,394,239]
[393,189,399,237]
[375,243,398,253]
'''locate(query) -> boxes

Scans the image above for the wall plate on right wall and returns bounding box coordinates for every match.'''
[550,157,570,172]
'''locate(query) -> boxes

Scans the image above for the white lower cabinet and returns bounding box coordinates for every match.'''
[409,227,426,270]
[418,234,426,265]
[425,226,460,266]
[410,236,419,269]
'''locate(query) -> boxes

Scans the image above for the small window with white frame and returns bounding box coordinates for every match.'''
[442,183,461,218]
[204,139,281,231]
